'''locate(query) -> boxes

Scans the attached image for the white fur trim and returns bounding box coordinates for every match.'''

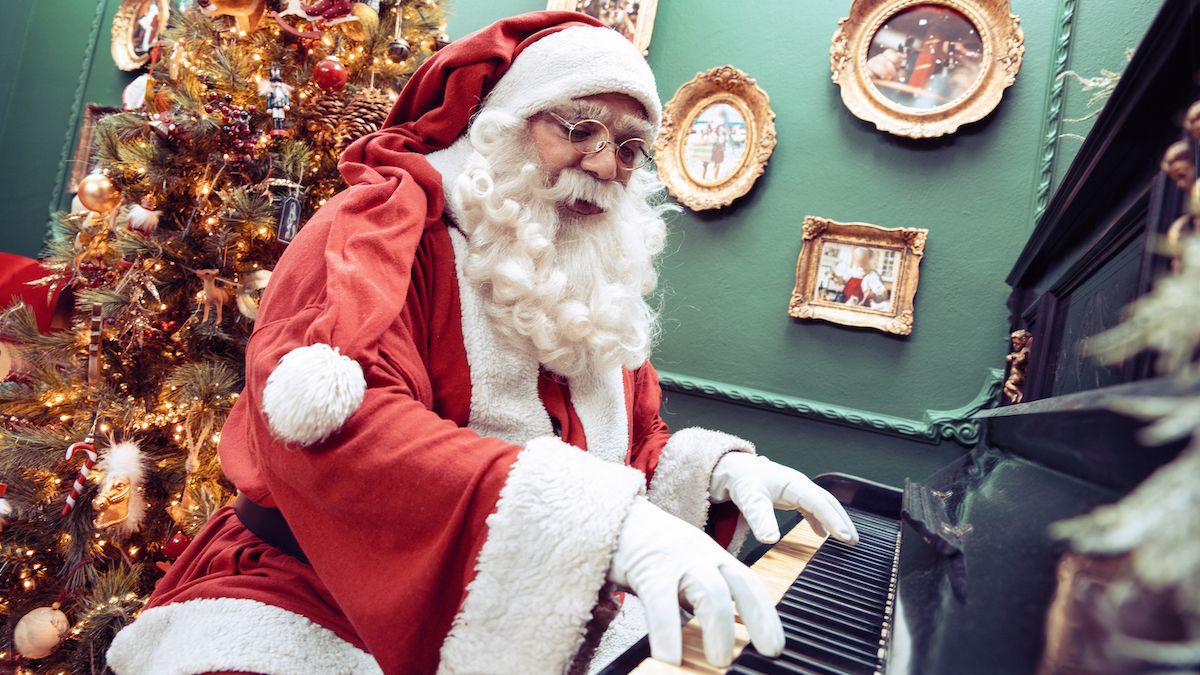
[484,25,660,128]
[589,596,647,674]
[106,597,380,675]
[261,343,366,446]
[447,228,630,460]
[448,228,555,444]
[425,135,474,206]
[438,437,645,674]
[570,366,630,465]
[649,428,755,532]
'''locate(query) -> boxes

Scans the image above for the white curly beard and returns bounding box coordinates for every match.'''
[450,109,672,379]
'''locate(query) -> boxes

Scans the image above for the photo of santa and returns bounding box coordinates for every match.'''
[815,243,899,313]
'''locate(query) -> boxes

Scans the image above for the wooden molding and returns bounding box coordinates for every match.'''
[658,368,1003,448]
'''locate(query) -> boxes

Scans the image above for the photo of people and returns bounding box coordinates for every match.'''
[571,0,642,44]
[814,243,900,313]
[132,0,164,56]
[864,4,983,110]
[683,102,748,185]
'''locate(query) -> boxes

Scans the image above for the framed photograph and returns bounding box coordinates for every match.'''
[831,0,1024,138]
[654,66,777,211]
[112,0,171,71]
[547,0,658,55]
[68,104,121,194]
[788,216,928,335]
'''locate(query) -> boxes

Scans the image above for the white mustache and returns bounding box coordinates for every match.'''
[544,168,625,212]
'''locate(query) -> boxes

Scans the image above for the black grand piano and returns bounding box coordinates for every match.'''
[602,0,1198,672]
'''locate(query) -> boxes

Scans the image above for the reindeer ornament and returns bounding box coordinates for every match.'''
[194,269,232,324]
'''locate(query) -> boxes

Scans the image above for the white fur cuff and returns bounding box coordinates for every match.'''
[106,597,381,675]
[261,343,366,446]
[438,436,645,674]
[648,428,755,531]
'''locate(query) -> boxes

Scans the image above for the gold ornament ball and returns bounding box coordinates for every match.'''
[14,604,70,659]
[77,173,121,212]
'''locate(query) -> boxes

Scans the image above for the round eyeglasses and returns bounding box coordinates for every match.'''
[547,112,653,170]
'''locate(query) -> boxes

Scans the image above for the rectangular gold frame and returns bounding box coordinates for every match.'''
[546,0,658,55]
[788,215,927,335]
[67,104,121,194]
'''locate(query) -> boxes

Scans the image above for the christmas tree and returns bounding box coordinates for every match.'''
[0,1,448,671]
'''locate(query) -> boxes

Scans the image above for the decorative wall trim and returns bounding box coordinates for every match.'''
[48,0,110,233]
[1031,0,1079,222]
[657,368,1003,448]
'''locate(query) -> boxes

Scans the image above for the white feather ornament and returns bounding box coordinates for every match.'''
[127,202,162,234]
[92,441,147,536]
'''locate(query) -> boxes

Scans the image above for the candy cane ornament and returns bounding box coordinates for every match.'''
[61,440,98,517]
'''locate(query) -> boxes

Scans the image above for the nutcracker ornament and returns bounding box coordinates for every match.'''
[258,64,294,136]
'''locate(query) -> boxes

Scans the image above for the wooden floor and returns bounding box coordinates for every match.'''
[631,519,827,673]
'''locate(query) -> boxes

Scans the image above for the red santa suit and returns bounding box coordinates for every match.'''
[107,12,754,675]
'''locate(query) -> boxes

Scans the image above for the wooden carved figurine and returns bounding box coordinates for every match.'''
[1004,329,1033,405]
[194,269,231,324]
[1160,141,1195,191]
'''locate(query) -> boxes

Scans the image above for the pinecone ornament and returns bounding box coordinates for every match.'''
[308,94,345,136]
[336,87,391,151]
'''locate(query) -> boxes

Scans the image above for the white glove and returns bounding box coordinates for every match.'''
[710,452,859,546]
[608,497,785,668]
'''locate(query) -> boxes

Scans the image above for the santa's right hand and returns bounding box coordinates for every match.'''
[608,497,785,668]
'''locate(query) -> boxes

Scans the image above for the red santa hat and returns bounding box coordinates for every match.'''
[258,11,661,445]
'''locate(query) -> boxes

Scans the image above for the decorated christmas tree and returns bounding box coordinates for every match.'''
[0,1,448,671]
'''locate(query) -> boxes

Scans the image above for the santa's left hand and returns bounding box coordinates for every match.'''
[710,453,859,546]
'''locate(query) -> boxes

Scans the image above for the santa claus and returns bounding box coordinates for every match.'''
[107,11,858,674]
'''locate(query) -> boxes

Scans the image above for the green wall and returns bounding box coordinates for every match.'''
[0,0,1159,485]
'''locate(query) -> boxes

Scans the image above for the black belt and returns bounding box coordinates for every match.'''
[234,494,310,564]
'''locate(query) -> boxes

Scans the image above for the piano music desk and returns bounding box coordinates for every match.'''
[632,518,827,673]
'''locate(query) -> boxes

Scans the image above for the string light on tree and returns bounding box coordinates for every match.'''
[0,1,449,670]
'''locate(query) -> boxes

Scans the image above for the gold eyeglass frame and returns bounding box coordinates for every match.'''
[546,112,653,171]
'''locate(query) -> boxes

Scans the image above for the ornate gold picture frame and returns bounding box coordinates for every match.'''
[546,0,658,55]
[68,104,121,194]
[788,216,927,335]
[831,0,1023,138]
[112,0,171,71]
[654,66,777,211]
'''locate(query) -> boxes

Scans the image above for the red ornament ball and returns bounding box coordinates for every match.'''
[163,531,192,559]
[313,56,348,92]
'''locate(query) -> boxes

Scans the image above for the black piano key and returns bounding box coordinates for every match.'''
[778,612,882,653]
[785,587,882,623]
[788,578,883,613]
[778,598,883,641]
[799,568,890,600]
[730,507,901,675]
[778,595,881,634]
[804,557,892,584]
[778,635,880,671]
[730,649,832,675]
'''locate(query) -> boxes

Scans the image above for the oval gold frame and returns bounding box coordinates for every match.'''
[112,0,171,71]
[654,66,777,211]
[831,0,1024,138]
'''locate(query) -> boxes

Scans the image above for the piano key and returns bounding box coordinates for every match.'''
[729,649,837,675]
[785,587,882,621]
[777,635,879,670]
[777,613,882,653]
[791,573,887,606]
[798,568,890,600]
[777,597,882,636]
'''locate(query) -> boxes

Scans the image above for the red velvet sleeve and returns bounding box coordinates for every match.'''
[239,304,524,673]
